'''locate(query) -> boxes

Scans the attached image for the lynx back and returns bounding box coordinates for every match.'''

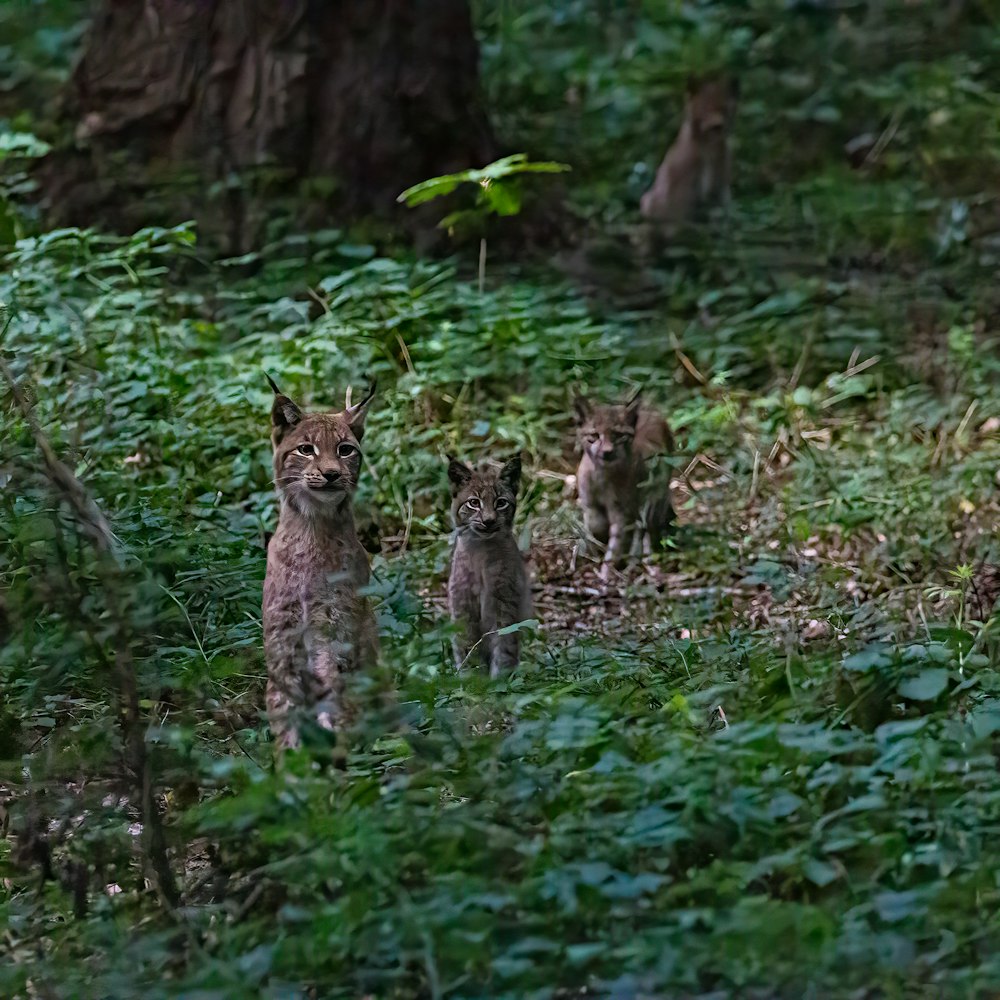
[262,375,379,752]
[447,455,531,677]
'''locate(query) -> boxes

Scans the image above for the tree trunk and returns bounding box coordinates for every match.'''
[39,0,496,252]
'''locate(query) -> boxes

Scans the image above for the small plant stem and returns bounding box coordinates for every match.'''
[1,346,178,908]
[479,237,487,294]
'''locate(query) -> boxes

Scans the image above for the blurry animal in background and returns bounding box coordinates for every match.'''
[573,390,675,581]
[263,376,380,752]
[640,76,738,233]
[447,455,532,677]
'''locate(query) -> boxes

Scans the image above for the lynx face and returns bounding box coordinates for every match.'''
[269,379,375,513]
[448,456,521,540]
[686,76,738,137]
[573,395,640,467]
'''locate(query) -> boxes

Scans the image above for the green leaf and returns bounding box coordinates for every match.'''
[843,644,891,673]
[767,791,805,818]
[495,618,539,636]
[927,626,974,654]
[0,131,51,160]
[971,700,1000,739]
[803,858,839,887]
[875,719,927,745]
[875,889,926,923]
[397,174,464,207]
[437,208,486,232]
[398,154,569,208]
[565,942,606,965]
[480,179,522,217]
[897,668,949,701]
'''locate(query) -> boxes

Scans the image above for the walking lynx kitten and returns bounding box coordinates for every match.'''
[640,76,738,233]
[573,391,674,581]
[262,375,379,751]
[447,456,531,677]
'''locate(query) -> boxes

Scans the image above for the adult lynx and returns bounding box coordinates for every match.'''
[447,455,531,677]
[573,391,674,580]
[262,375,379,751]
[640,76,738,233]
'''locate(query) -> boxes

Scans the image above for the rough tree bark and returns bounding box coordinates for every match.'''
[39,0,497,252]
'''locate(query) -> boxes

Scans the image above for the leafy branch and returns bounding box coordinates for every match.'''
[398,154,569,290]
[0,308,177,909]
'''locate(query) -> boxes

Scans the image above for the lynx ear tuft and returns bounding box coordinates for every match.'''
[345,377,377,442]
[500,454,522,494]
[624,388,642,428]
[447,456,474,494]
[571,390,592,425]
[269,375,303,442]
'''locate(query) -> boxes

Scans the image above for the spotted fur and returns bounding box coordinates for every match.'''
[262,376,379,752]
[573,391,675,580]
[447,456,532,677]
[640,76,738,232]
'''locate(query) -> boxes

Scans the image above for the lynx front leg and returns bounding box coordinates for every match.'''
[449,555,484,670]
[307,643,348,734]
[599,511,633,583]
[578,504,607,572]
[719,144,733,214]
[452,631,474,671]
[361,629,381,670]
[643,493,675,555]
[640,518,664,585]
[264,594,311,753]
[481,579,529,678]
[489,631,520,679]
[583,503,615,582]
[265,659,307,752]
[598,524,619,583]
[451,612,484,671]
[582,505,610,548]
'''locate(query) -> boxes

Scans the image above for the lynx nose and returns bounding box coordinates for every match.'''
[321,469,342,484]
[601,448,615,461]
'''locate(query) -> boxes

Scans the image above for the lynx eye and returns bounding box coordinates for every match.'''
[495,498,510,510]
[585,434,598,444]
[466,497,482,510]
[337,442,359,458]
[296,443,317,457]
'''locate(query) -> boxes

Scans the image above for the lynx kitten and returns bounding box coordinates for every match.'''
[262,375,379,751]
[640,76,738,233]
[447,456,531,677]
[573,391,674,580]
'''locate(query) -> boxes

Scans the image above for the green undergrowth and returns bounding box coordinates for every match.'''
[1,218,998,997]
[2,0,1000,996]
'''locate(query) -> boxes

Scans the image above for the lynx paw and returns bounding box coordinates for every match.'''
[598,560,617,587]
